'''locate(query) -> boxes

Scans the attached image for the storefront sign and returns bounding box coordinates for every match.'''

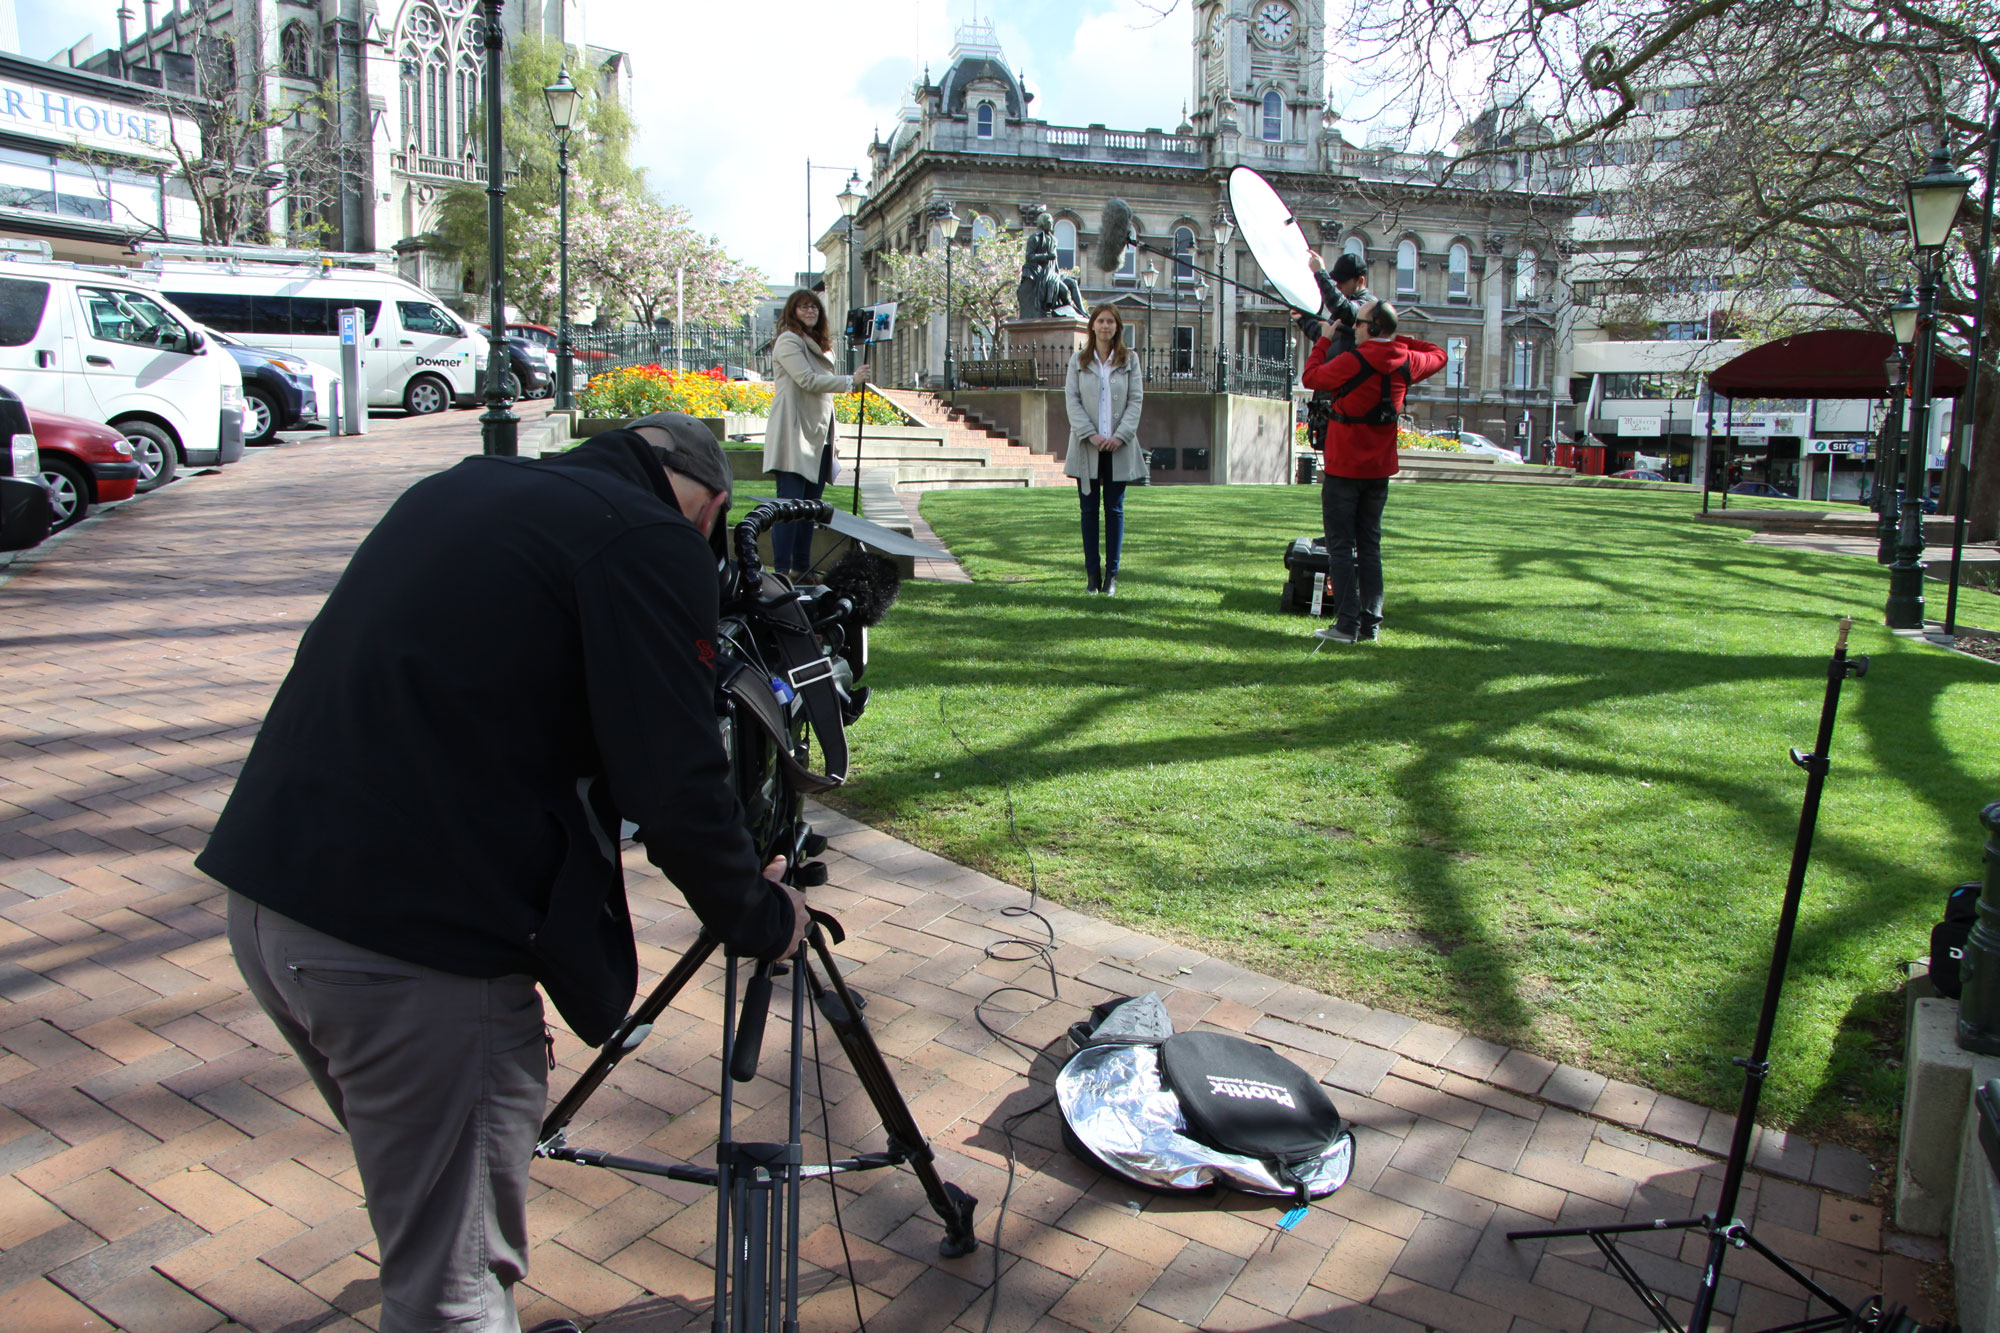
[1618,416,1662,437]
[1805,439,1870,456]
[0,75,196,163]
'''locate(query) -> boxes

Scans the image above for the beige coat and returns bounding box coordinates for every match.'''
[1063,353,1147,489]
[763,330,855,477]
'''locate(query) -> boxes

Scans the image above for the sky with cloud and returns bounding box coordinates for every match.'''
[15,0,1379,282]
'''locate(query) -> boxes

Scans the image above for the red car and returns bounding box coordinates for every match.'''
[28,406,141,530]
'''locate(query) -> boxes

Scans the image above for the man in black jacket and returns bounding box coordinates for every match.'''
[200,414,804,1333]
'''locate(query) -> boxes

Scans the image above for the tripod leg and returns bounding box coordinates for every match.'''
[805,929,979,1257]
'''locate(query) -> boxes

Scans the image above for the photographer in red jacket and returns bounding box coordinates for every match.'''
[1299,300,1447,643]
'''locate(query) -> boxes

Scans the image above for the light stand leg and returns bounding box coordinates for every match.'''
[1511,620,1870,1333]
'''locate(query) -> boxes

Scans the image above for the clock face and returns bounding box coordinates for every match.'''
[1255,2,1294,46]
[1209,8,1228,55]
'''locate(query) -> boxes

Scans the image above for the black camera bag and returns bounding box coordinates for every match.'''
[1930,881,1982,999]
[1157,1030,1348,1200]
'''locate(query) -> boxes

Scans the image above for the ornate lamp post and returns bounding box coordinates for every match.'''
[542,67,582,413]
[1212,220,1234,394]
[1877,341,1908,563]
[836,172,865,374]
[478,0,516,456]
[1141,263,1159,377]
[936,204,961,406]
[1885,147,1971,629]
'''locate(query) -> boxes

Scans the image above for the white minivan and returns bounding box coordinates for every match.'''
[148,258,480,416]
[0,258,245,491]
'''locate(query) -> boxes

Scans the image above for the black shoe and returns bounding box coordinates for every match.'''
[1105,575,1118,597]
[526,1322,584,1333]
[1086,574,1102,594]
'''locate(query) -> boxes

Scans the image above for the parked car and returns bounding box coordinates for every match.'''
[204,327,326,445]
[0,385,53,551]
[1438,430,1525,463]
[503,337,553,400]
[1611,469,1666,480]
[1729,482,1793,498]
[26,403,140,529]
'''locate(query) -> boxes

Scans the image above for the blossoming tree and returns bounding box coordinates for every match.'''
[517,191,765,329]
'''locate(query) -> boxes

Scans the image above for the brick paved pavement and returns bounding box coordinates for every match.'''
[0,413,1944,1331]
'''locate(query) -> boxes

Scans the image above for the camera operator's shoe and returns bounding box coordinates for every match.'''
[1314,624,1360,644]
[526,1321,584,1333]
[1105,575,1118,597]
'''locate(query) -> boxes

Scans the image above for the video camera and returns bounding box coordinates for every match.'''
[711,498,900,862]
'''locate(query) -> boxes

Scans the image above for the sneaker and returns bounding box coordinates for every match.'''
[1314,625,1360,643]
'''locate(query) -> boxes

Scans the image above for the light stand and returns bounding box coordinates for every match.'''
[1886,147,1972,629]
[478,0,516,456]
[937,204,960,408]
[543,68,581,414]
[1512,621,1873,1333]
[1945,110,1998,637]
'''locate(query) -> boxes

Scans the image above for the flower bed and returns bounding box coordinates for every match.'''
[1292,422,1466,452]
[577,365,775,420]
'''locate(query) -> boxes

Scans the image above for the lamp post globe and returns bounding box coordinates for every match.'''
[1886,149,1971,628]
[1141,263,1159,376]
[837,175,866,373]
[543,67,582,413]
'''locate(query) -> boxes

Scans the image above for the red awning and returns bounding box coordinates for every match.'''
[1705,329,1967,399]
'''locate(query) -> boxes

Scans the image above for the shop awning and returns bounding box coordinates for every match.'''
[1706,328,1967,399]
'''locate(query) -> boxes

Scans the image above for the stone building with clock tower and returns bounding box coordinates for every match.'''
[833,14,1584,468]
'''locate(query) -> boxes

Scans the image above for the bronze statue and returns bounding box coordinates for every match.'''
[1018,211,1088,319]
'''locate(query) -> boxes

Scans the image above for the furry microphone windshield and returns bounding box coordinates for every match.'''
[1096,198,1137,273]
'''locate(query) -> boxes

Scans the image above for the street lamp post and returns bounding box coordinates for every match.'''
[478,0,515,456]
[1212,221,1234,394]
[1142,263,1159,378]
[1885,146,1972,630]
[1879,291,1918,563]
[543,67,581,414]
[937,204,961,407]
[836,172,865,375]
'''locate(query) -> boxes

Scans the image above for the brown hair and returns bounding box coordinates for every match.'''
[1077,303,1129,370]
[779,289,832,352]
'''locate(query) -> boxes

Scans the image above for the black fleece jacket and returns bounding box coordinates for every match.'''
[198,430,789,1044]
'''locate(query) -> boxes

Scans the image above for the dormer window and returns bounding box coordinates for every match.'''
[1261,91,1283,141]
[976,103,994,138]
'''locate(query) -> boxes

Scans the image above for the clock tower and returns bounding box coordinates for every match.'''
[1190,0,1326,171]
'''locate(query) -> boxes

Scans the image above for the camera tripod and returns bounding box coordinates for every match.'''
[1510,619,1874,1333]
[537,910,980,1331]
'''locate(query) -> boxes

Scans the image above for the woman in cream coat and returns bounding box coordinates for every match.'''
[764,289,867,578]
[1063,304,1146,595]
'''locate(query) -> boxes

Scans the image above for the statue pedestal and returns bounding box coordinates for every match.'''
[1003,316,1089,364]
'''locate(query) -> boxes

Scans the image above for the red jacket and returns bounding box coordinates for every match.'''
[1302,335,1448,478]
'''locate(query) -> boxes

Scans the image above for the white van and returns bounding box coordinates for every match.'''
[0,256,245,491]
[145,254,480,416]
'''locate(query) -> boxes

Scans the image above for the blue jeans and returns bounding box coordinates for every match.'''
[1079,467,1127,585]
[771,448,833,574]
[1320,474,1389,634]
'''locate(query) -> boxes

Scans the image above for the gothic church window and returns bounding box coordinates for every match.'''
[280,21,313,79]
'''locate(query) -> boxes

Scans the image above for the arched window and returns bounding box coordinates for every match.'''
[280,21,312,79]
[1395,239,1418,294]
[976,103,994,138]
[972,214,996,242]
[1342,236,1366,270]
[1262,91,1283,141]
[1054,218,1076,270]
[1515,248,1539,303]
[1173,225,1195,283]
[1447,242,1469,300]
[399,46,421,151]
[398,6,446,159]
[455,51,479,164]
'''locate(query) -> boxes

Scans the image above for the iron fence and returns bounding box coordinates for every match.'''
[951,346,1296,401]
[569,326,773,380]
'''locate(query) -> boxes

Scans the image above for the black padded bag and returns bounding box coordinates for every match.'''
[1158,1031,1347,1191]
[1931,881,1982,999]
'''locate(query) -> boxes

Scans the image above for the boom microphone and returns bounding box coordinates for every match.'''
[821,546,902,628]
[1096,198,1137,273]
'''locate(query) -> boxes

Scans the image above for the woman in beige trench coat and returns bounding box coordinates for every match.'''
[764,289,867,577]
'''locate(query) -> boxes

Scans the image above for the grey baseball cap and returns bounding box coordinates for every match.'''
[625,411,733,501]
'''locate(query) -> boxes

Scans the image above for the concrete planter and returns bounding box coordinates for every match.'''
[570,413,767,442]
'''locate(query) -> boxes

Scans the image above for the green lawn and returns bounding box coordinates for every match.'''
[834,481,1999,1144]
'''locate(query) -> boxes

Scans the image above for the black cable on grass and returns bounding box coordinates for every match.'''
[938,692,1067,1333]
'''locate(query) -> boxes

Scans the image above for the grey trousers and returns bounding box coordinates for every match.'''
[228,892,548,1333]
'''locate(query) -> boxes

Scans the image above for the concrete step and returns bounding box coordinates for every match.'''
[880,387,1071,488]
